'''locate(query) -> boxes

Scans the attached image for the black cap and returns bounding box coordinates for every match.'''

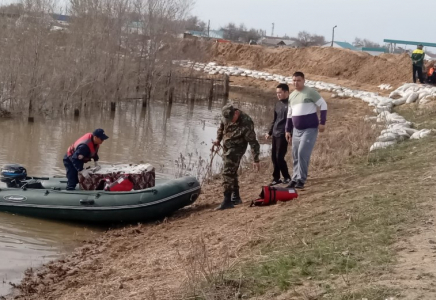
[92,128,109,140]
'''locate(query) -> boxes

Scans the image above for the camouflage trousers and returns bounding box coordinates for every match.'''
[222,150,244,193]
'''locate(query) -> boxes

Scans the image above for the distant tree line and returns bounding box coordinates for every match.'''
[0,0,197,118]
[184,18,327,46]
[352,37,382,48]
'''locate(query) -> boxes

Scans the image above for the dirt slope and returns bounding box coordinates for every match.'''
[182,41,413,87]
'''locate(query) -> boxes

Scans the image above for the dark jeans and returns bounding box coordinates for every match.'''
[63,155,78,190]
[413,65,424,83]
[271,135,290,181]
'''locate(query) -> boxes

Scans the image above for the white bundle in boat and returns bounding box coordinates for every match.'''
[93,164,154,174]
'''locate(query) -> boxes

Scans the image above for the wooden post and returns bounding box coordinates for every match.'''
[168,87,174,105]
[167,72,174,105]
[223,74,230,101]
[166,101,172,119]
[142,85,151,108]
[142,93,147,108]
[208,79,214,101]
[28,97,34,122]
[190,79,196,105]
[208,79,214,110]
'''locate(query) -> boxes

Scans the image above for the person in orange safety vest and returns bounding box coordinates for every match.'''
[63,128,109,190]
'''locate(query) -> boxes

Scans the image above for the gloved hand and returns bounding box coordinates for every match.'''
[80,169,90,178]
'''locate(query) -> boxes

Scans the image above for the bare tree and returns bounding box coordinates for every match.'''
[292,31,326,47]
[184,16,206,31]
[353,37,381,48]
[221,22,261,43]
[0,0,194,117]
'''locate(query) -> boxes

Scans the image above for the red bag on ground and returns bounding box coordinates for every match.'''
[251,186,298,206]
[104,174,134,192]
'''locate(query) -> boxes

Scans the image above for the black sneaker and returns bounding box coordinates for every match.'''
[295,181,305,189]
[282,178,292,184]
[269,179,283,186]
[286,180,297,188]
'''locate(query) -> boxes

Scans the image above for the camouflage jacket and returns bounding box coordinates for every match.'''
[217,110,260,162]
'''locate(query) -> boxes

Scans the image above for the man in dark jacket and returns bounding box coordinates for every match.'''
[63,128,109,190]
[265,83,291,186]
[412,44,425,84]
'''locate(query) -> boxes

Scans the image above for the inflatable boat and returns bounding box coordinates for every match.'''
[0,164,200,223]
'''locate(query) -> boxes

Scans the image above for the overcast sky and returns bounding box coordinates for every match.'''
[1,0,433,47]
[191,0,434,46]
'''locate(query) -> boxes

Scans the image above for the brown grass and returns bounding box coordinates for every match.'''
[13,92,424,300]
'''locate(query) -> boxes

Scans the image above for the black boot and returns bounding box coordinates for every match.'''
[231,189,242,205]
[215,192,235,210]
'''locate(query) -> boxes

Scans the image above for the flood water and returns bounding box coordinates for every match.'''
[0,91,273,296]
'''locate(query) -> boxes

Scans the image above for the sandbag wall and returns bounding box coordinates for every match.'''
[174,60,433,152]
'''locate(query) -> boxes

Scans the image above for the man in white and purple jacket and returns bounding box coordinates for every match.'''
[285,72,327,189]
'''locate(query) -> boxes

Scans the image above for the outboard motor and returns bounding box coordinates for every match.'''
[1,164,27,188]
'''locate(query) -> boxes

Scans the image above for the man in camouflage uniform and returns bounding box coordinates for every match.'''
[213,104,260,210]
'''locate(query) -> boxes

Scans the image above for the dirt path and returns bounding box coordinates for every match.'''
[379,164,436,300]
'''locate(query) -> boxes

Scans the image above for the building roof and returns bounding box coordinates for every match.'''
[384,39,436,48]
[322,41,358,50]
[361,47,388,53]
[51,13,70,22]
[258,37,297,47]
[283,40,298,46]
[186,30,224,39]
[334,41,358,50]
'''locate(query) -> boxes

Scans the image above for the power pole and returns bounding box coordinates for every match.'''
[331,25,337,47]
[271,23,274,37]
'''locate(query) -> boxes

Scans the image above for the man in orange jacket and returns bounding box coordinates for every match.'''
[63,128,109,190]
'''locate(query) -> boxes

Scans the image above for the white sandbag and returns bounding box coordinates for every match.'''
[406,92,419,104]
[419,91,430,100]
[392,98,407,106]
[419,129,432,139]
[409,129,431,140]
[402,128,418,136]
[375,106,392,113]
[370,141,397,152]
[377,133,398,142]
[410,132,421,139]
[364,116,377,122]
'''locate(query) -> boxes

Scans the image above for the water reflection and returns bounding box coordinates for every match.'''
[0,212,100,296]
[0,98,272,177]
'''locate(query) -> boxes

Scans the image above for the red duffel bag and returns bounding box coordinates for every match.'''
[103,174,134,192]
[251,186,298,206]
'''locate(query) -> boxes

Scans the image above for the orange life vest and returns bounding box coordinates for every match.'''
[67,133,99,162]
[428,67,435,77]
